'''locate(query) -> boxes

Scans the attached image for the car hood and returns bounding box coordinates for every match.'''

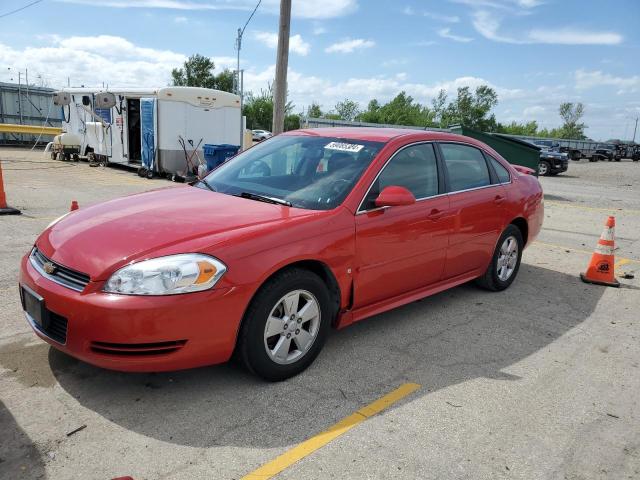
[37,186,317,280]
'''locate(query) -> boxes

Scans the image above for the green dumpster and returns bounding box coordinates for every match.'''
[449,125,541,176]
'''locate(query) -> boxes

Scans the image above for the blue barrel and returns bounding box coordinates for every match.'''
[203,144,240,170]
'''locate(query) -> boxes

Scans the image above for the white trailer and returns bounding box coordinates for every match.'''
[58,86,241,176]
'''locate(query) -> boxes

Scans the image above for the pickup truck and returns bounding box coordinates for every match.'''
[530,140,569,176]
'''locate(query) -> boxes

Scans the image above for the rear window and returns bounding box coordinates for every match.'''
[440,143,491,192]
[487,155,511,183]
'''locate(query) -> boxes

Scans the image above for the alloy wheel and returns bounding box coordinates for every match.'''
[497,235,519,282]
[263,289,321,365]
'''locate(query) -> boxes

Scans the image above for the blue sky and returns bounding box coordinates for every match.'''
[1,0,639,140]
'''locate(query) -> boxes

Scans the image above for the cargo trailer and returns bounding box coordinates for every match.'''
[55,86,241,176]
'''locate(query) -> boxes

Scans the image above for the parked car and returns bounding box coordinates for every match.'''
[252,129,272,142]
[593,144,618,162]
[19,128,544,381]
[538,148,569,176]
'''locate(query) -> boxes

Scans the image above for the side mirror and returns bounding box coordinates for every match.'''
[374,185,416,208]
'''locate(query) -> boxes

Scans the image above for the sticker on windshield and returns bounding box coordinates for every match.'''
[324,142,364,153]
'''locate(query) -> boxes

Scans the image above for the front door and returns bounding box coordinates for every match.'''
[354,143,451,308]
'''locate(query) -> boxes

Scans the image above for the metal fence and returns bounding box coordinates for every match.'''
[0,82,62,145]
[302,116,448,132]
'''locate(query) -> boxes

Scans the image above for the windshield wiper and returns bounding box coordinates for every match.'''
[237,192,292,207]
[196,180,216,192]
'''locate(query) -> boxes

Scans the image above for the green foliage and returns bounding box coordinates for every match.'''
[558,102,586,139]
[357,92,434,126]
[307,102,323,118]
[334,99,360,121]
[439,86,499,131]
[171,53,235,93]
[323,113,342,120]
[284,114,301,131]
[243,84,294,131]
[497,120,541,136]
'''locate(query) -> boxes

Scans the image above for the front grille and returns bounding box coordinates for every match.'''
[28,310,68,344]
[90,340,187,356]
[30,247,90,292]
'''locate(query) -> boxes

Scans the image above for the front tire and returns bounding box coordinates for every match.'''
[476,225,523,292]
[538,160,550,176]
[237,268,332,381]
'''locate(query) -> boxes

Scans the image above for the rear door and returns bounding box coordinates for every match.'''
[438,142,507,280]
[354,142,451,308]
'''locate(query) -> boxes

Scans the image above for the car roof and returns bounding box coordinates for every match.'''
[282,127,482,145]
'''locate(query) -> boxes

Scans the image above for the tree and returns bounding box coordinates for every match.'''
[284,114,301,131]
[335,99,360,121]
[171,54,235,93]
[442,85,498,131]
[356,92,433,126]
[558,102,586,139]
[358,99,381,123]
[307,102,323,118]
[497,120,540,136]
[243,84,294,131]
[431,89,448,126]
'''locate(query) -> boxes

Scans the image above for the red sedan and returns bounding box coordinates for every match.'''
[19,128,543,381]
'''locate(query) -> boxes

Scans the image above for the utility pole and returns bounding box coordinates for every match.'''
[235,0,261,149]
[272,0,291,135]
[633,117,638,143]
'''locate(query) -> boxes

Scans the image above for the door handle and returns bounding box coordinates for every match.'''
[494,195,506,204]
[427,208,445,221]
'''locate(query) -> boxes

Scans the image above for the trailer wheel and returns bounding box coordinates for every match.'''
[137,167,146,177]
[146,170,154,179]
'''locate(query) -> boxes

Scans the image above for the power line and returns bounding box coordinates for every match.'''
[0,0,43,19]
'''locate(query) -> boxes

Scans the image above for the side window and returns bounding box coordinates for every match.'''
[487,155,511,183]
[440,143,491,192]
[362,143,438,210]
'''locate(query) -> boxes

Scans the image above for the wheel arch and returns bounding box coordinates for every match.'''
[235,259,343,344]
[510,217,529,246]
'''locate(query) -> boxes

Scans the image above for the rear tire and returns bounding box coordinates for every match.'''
[476,225,524,292]
[237,268,332,381]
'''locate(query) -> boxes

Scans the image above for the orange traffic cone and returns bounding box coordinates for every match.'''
[580,216,620,287]
[70,200,79,211]
[0,160,21,215]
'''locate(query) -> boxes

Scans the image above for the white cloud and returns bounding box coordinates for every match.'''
[471,8,623,45]
[438,28,473,43]
[253,31,310,56]
[55,0,358,18]
[325,38,375,53]
[403,6,459,22]
[243,64,524,113]
[528,29,622,45]
[0,35,187,88]
[313,26,327,35]
[575,70,640,93]
[173,15,187,23]
[424,11,460,22]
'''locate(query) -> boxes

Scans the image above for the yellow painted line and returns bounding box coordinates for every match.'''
[241,383,421,480]
[614,258,632,269]
[544,200,640,215]
[532,241,640,265]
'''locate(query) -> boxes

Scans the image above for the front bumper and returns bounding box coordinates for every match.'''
[19,253,253,372]
[545,157,568,173]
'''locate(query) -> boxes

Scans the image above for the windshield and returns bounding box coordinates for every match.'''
[201,135,385,210]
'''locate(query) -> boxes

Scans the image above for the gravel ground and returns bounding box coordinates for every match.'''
[0,149,638,480]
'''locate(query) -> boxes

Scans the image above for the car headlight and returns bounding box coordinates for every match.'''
[104,254,227,295]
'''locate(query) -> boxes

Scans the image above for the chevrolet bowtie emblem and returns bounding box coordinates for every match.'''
[43,262,56,275]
